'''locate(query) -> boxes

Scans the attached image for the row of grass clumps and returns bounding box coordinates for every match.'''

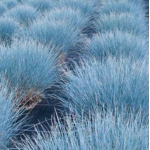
[0,0,99,107]
[16,0,149,150]
[0,0,102,149]
[62,0,149,115]
[86,0,148,60]
[0,0,148,149]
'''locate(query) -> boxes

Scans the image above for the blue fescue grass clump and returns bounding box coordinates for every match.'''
[0,17,20,45]
[100,1,146,16]
[5,4,39,27]
[95,12,148,36]
[86,31,148,60]
[24,0,55,12]
[95,0,148,36]
[0,3,6,16]
[56,0,99,16]
[44,7,87,29]
[16,110,148,150]
[28,8,86,52]
[0,40,61,102]
[103,0,145,5]
[62,57,148,116]
[55,0,100,36]
[0,78,25,149]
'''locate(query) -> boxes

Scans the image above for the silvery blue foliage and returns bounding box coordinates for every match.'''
[99,0,146,16]
[28,7,86,52]
[0,0,148,149]
[56,0,99,16]
[44,7,87,29]
[0,17,20,45]
[0,78,25,149]
[24,0,55,12]
[95,12,148,36]
[0,3,6,16]
[5,4,39,27]
[0,40,60,96]
[55,0,100,36]
[103,0,145,5]
[95,0,148,36]
[86,31,148,60]
[16,110,148,150]
[62,57,148,115]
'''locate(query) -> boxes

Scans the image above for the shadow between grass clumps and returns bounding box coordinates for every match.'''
[20,1,102,136]
[16,82,67,139]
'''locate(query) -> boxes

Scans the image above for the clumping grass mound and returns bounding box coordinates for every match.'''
[0,17,20,45]
[0,77,25,149]
[62,57,148,116]
[28,7,86,53]
[0,40,61,109]
[55,0,100,36]
[56,0,99,16]
[24,0,55,12]
[100,1,146,16]
[95,0,148,37]
[16,110,148,150]
[44,7,87,29]
[95,13,147,36]
[5,4,39,27]
[86,31,148,60]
